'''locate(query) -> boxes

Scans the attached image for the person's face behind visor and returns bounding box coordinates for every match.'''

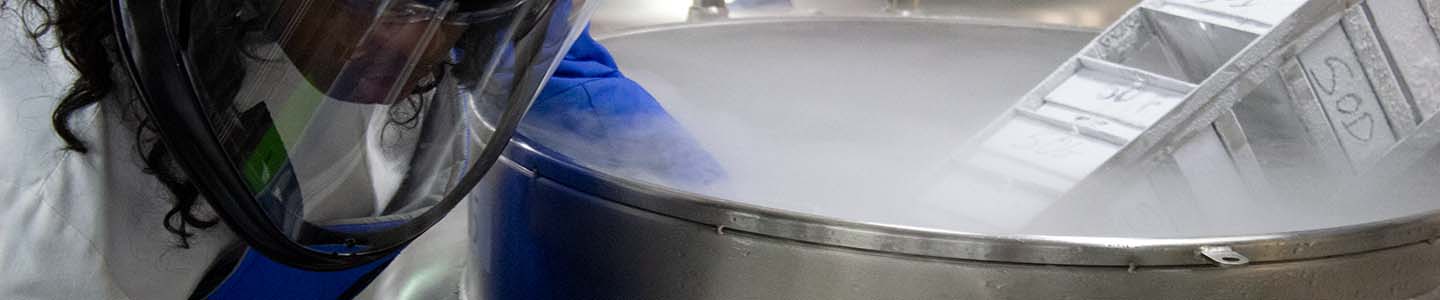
[274,0,469,104]
[133,0,592,265]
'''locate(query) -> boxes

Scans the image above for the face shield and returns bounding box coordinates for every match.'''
[112,0,597,270]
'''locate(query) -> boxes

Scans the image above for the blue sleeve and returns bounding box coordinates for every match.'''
[524,28,725,187]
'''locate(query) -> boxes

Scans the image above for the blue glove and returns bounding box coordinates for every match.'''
[523,28,726,187]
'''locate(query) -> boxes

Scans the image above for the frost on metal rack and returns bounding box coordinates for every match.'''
[1169,0,1440,201]
[1353,0,1440,185]
[955,0,1356,202]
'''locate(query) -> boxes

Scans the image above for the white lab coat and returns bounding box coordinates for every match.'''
[0,11,239,299]
[0,10,472,300]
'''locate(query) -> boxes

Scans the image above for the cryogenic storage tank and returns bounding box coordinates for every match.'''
[464,1,1440,299]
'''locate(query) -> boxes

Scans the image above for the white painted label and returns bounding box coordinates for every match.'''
[1044,68,1188,128]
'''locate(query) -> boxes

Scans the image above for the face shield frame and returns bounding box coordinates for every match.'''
[111,0,582,270]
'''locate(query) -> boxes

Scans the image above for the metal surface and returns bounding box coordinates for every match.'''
[962,0,1440,233]
[461,4,1440,300]
[1197,246,1250,266]
[475,172,1440,299]
[590,0,1142,35]
[496,116,1440,268]
[472,139,1440,299]
[961,0,1342,200]
[486,16,1440,265]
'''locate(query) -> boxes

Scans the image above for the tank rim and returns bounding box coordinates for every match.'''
[506,17,1440,267]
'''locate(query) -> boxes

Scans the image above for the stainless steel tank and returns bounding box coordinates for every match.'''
[463,1,1440,299]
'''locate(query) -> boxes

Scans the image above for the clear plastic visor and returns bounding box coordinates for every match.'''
[182,0,592,250]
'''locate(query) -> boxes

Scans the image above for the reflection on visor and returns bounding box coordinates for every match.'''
[273,0,516,104]
[177,0,590,253]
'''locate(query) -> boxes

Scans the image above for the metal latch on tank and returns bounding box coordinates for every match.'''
[1199,246,1251,267]
[957,0,1440,203]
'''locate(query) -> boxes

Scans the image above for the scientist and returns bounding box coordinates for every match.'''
[0,0,718,298]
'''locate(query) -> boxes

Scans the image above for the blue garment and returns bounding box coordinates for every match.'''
[206,244,398,300]
[524,28,726,187]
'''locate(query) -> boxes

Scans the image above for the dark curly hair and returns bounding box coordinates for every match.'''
[3,0,221,248]
[4,0,439,248]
